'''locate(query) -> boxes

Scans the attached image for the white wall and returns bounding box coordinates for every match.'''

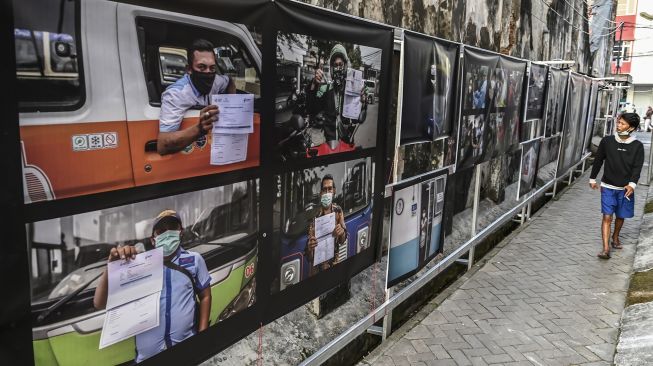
[631,1,653,85]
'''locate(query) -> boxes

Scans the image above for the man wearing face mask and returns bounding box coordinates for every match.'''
[306,44,366,151]
[157,39,236,155]
[590,113,644,260]
[305,174,348,276]
[93,210,212,363]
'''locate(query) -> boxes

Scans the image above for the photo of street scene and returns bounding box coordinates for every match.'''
[526,64,548,121]
[518,139,541,198]
[275,32,381,161]
[458,114,486,169]
[273,158,373,292]
[29,181,259,364]
[464,63,490,110]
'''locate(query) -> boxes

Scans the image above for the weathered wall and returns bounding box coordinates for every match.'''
[302,0,603,75]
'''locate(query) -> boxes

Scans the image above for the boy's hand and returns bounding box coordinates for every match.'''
[108,245,137,262]
[625,185,634,198]
[589,182,598,190]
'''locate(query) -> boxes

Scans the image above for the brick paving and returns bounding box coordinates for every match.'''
[362,172,646,366]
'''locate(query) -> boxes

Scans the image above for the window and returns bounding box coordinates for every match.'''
[13,0,84,111]
[616,0,638,16]
[612,40,633,62]
[137,17,262,107]
[28,181,258,303]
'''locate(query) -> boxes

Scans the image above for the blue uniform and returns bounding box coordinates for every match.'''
[135,248,211,363]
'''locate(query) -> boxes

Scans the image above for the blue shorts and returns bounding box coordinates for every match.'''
[601,187,635,218]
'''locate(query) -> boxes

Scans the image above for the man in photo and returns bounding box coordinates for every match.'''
[589,113,644,259]
[305,174,348,276]
[157,39,236,155]
[306,44,367,151]
[94,210,212,362]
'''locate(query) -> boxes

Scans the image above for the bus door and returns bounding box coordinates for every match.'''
[116,5,262,186]
[16,0,133,203]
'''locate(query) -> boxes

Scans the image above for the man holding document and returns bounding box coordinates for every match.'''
[305,174,349,276]
[157,39,236,155]
[94,210,212,363]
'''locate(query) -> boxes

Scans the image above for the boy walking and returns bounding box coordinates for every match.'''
[589,113,644,259]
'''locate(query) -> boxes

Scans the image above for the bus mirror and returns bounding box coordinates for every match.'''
[54,42,72,58]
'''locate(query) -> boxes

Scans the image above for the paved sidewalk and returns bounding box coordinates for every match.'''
[362,173,646,366]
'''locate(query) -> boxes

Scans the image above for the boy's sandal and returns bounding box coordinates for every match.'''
[597,251,611,259]
[611,241,623,249]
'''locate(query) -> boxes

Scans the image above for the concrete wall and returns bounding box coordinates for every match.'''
[301,0,599,75]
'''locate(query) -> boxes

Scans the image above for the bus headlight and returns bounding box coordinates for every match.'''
[280,259,300,290]
[357,226,369,253]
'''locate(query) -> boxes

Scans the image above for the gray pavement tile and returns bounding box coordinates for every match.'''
[363,173,643,366]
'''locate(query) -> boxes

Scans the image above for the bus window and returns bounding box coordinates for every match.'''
[29,181,258,305]
[13,0,83,111]
[137,17,262,106]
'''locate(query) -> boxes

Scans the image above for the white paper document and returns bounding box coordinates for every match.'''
[211,94,254,134]
[342,93,362,120]
[210,133,248,165]
[345,68,363,95]
[314,212,336,239]
[313,236,335,266]
[99,292,160,349]
[106,248,163,310]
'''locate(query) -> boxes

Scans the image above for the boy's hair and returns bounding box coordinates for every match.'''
[621,112,640,130]
[187,39,215,66]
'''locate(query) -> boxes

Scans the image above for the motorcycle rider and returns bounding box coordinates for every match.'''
[306,44,367,151]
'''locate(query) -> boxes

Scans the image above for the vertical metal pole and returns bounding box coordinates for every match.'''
[392,30,405,184]
[382,287,392,340]
[469,165,482,269]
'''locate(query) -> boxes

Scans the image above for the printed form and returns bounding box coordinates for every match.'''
[99,248,163,349]
[313,212,336,266]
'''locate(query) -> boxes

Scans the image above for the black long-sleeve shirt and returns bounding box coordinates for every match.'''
[590,135,644,188]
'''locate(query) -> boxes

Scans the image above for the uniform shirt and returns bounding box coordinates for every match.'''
[159,74,230,132]
[135,248,211,363]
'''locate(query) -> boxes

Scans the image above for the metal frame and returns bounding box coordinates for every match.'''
[300,153,594,365]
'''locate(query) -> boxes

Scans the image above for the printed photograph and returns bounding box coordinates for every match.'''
[388,173,447,287]
[273,158,373,292]
[29,181,258,364]
[464,63,490,110]
[275,32,381,161]
[400,34,458,143]
[458,114,486,169]
[526,64,548,120]
[16,0,264,203]
[518,139,541,198]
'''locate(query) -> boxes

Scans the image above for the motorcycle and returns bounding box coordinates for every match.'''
[276,86,367,161]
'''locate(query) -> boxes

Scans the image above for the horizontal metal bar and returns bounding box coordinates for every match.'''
[366,326,384,336]
[455,259,469,265]
[300,156,591,366]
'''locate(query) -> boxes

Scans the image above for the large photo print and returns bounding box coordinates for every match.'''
[16,0,264,204]
[387,171,447,287]
[400,33,458,144]
[275,32,381,160]
[273,158,374,292]
[29,181,258,364]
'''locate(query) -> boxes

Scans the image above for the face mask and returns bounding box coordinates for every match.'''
[190,72,216,95]
[332,67,346,90]
[321,192,333,208]
[617,128,632,136]
[154,230,181,256]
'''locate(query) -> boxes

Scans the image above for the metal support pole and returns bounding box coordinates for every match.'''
[381,287,392,340]
[469,165,482,269]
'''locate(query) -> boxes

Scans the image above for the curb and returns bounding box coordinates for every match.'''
[614,183,653,365]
